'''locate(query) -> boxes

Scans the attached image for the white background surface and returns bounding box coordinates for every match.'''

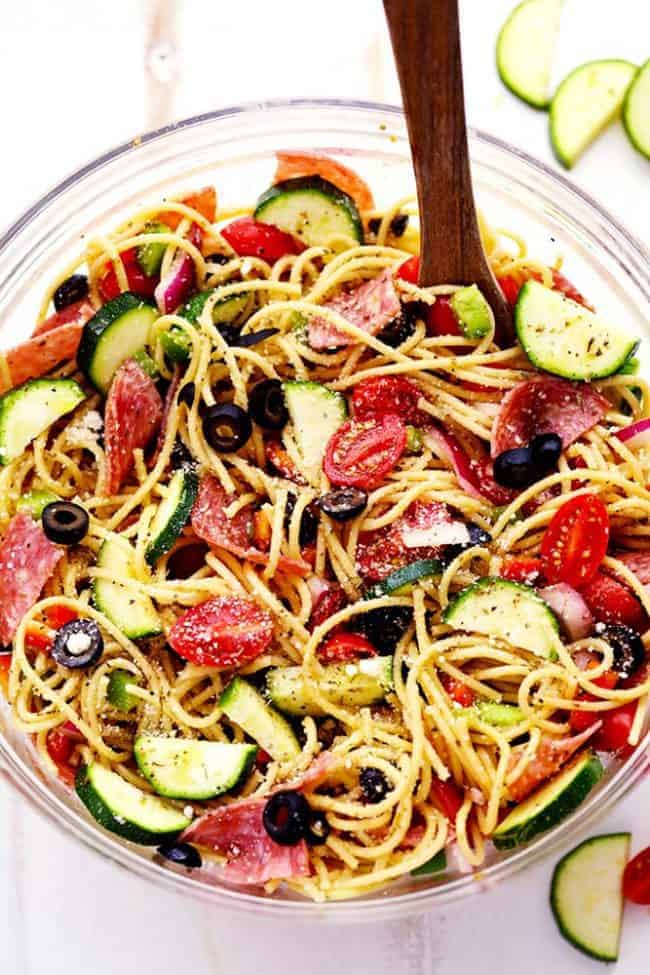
[0,1,648,972]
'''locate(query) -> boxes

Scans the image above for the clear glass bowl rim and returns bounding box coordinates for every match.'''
[0,97,647,922]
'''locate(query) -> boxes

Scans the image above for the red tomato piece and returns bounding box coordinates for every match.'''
[440,673,476,707]
[427,296,462,337]
[500,556,544,585]
[540,495,609,588]
[593,700,638,753]
[430,776,464,822]
[44,605,78,629]
[221,217,304,262]
[323,415,406,490]
[579,571,648,631]
[46,726,75,765]
[318,631,378,664]
[24,624,53,653]
[397,255,420,285]
[623,846,650,905]
[352,376,426,425]
[168,596,274,669]
[99,248,158,302]
[309,584,348,631]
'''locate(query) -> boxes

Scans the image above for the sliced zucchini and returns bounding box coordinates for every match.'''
[450,285,492,339]
[404,425,423,454]
[132,348,159,379]
[145,467,198,565]
[254,176,363,247]
[0,378,85,466]
[17,488,59,519]
[623,59,650,160]
[443,577,559,658]
[219,677,300,764]
[266,656,394,718]
[77,292,159,393]
[516,280,639,380]
[106,669,141,711]
[365,559,442,599]
[458,701,525,727]
[550,832,630,962]
[160,292,249,363]
[282,380,347,484]
[493,751,603,850]
[137,220,170,277]
[550,60,637,168]
[93,534,161,639]
[411,849,447,877]
[134,734,257,800]
[496,0,562,109]
[75,762,191,845]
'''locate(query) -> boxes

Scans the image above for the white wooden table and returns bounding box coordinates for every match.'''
[1,2,648,972]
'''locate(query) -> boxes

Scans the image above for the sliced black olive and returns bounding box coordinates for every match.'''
[530,433,562,474]
[493,446,535,489]
[355,605,413,654]
[204,253,230,266]
[377,303,419,348]
[249,379,288,429]
[284,493,319,547]
[53,274,89,312]
[231,328,280,349]
[318,487,368,522]
[359,767,389,803]
[178,382,196,408]
[599,623,646,680]
[442,523,492,564]
[305,811,330,845]
[170,439,195,469]
[262,790,311,846]
[166,542,208,579]
[202,403,252,453]
[51,619,103,670]
[367,213,409,237]
[157,841,202,869]
[42,501,89,545]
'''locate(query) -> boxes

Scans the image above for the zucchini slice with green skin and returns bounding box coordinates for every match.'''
[450,285,492,339]
[106,669,141,711]
[75,762,191,845]
[145,466,199,565]
[549,60,637,168]
[282,380,347,484]
[16,488,59,519]
[365,559,442,599]
[137,221,170,277]
[493,751,603,850]
[550,832,630,962]
[458,701,525,727]
[516,280,639,380]
[623,59,650,160]
[443,577,559,658]
[219,677,301,764]
[496,0,562,109]
[160,292,249,364]
[93,535,162,639]
[254,176,363,247]
[77,292,159,393]
[411,849,447,877]
[0,378,85,466]
[266,656,394,718]
[134,735,257,800]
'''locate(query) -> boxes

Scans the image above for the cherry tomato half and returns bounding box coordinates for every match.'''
[324,415,407,491]
[221,217,304,262]
[623,846,650,905]
[541,495,609,588]
[499,556,543,585]
[430,776,464,822]
[593,700,638,753]
[427,296,462,337]
[44,605,78,629]
[352,376,426,425]
[397,255,420,285]
[168,596,274,668]
[440,673,476,707]
[579,571,648,632]
[99,247,158,302]
[318,631,378,664]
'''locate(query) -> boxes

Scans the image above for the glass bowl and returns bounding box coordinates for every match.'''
[0,99,647,921]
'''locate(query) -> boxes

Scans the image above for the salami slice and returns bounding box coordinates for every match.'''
[4,322,85,390]
[31,299,96,338]
[102,358,163,496]
[0,513,62,645]
[616,551,650,586]
[308,268,401,350]
[168,596,274,669]
[491,377,609,458]
[191,475,310,576]
[507,723,601,802]
[274,151,375,212]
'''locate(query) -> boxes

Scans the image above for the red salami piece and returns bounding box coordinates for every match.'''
[102,359,163,496]
[31,299,96,338]
[616,551,650,586]
[5,322,86,390]
[274,150,375,212]
[0,513,63,645]
[308,268,401,350]
[491,377,609,458]
[424,424,516,506]
[168,595,274,668]
[507,723,601,802]
[191,474,310,576]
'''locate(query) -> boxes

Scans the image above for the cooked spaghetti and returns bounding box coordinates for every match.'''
[0,152,648,902]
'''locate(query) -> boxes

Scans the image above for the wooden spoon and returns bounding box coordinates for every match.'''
[383,0,512,340]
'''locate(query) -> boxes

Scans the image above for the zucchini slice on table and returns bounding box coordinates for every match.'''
[282,380,347,484]
[496,0,562,109]
[219,677,301,764]
[0,379,85,465]
[549,59,637,168]
[550,832,630,962]
[134,735,257,800]
[93,534,162,639]
[623,59,650,160]
[75,762,191,845]
[254,176,363,247]
[493,751,603,850]
[443,577,559,658]
[145,466,199,565]
[77,292,159,393]
[516,280,639,380]
[266,656,394,718]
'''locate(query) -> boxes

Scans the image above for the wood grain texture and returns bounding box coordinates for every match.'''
[383,0,511,339]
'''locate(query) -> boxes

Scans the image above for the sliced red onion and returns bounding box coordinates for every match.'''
[423,425,487,501]
[538,583,593,642]
[616,418,650,451]
[154,225,200,315]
